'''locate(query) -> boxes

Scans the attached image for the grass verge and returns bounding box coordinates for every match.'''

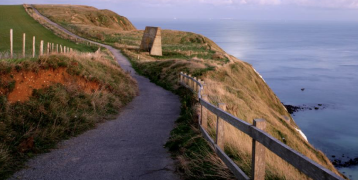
[124,52,234,180]
[0,51,138,179]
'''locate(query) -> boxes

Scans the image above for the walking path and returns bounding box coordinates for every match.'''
[10,5,181,180]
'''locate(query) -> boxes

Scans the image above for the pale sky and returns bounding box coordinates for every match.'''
[1,0,358,21]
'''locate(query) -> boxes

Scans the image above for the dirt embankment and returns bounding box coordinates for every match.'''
[0,67,100,103]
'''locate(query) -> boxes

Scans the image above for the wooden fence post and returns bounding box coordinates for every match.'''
[201,81,206,95]
[183,73,187,85]
[60,45,63,53]
[201,94,208,129]
[52,43,54,53]
[56,44,58,53]
[64,46,66,53]
[179,72,183,84]
[32,36,35,58]
[198,79,203,94]
[40,40,44,56]
[22,33,26,58]
[10,29,13,58]
[178,72,181,84]
[188,74,192,90]
[217,103,226,150]
[194,77,198,92]
[251,119,266,180]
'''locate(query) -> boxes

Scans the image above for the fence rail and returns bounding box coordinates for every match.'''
[179,72,343,180]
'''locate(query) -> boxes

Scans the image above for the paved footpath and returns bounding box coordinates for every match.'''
[10,6,181,180]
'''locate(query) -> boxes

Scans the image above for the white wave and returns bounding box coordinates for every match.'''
[253,67,266,83]
[295,128,308,142]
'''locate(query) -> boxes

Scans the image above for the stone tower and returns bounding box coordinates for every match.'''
[140,26,162,56]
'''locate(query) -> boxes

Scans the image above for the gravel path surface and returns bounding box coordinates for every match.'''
[10,6,181,180]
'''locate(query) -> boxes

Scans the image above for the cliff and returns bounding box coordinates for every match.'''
[33,5,343,179]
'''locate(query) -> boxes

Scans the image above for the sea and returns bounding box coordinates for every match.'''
[131,18,358,179]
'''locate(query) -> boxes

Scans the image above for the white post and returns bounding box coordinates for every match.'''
[10,29,13,58]
[23,33,26,58]
[32,36,35,58]
[40,40,44,56]
[47,42,50,54]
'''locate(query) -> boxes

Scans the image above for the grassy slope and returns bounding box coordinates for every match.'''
[34,4,344,180]
[0,5,138,179]
[33,4,136,43]
[0,5,93,55]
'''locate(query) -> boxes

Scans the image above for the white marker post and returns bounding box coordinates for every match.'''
[10,29,13,59]
[23,33,26,58]
[32,36,35,58]
[40,40,44,56]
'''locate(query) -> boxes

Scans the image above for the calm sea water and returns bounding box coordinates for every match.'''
[132,19,358,179]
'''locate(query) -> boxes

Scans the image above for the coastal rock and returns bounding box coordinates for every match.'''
[283,103,328,114]
[332,157,358,167]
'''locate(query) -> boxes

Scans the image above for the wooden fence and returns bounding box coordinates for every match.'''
[179,72,343,180]
[3,29,75,59]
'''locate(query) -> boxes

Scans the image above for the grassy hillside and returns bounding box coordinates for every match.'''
[33,4,136,43]
[34,4,344,179]
[0,51,138,179]
[0,5,94,58]
[0,5,138,179]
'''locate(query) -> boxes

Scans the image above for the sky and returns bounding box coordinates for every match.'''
[1,0,358,21]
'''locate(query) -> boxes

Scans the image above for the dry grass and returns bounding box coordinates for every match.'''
[22,4,96,51]
[125,56,344,179]
[0,50,138,179]
[33,4,136,31]
[197,59,342,179]
[32,4,344,179]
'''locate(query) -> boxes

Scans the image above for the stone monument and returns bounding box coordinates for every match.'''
[140,26,162,56]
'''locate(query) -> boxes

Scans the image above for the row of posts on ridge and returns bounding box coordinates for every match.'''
[8,29,74,59]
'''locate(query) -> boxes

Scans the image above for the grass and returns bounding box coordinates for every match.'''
[0,5,95,55]
[123,51,344,179]
[32,4,345,179]
[32,5,228,63]
[127,55,234,180]
[33,4,136,45]
[0,51,138,179]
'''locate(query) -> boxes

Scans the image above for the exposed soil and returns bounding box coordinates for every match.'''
[1,68,100,103]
